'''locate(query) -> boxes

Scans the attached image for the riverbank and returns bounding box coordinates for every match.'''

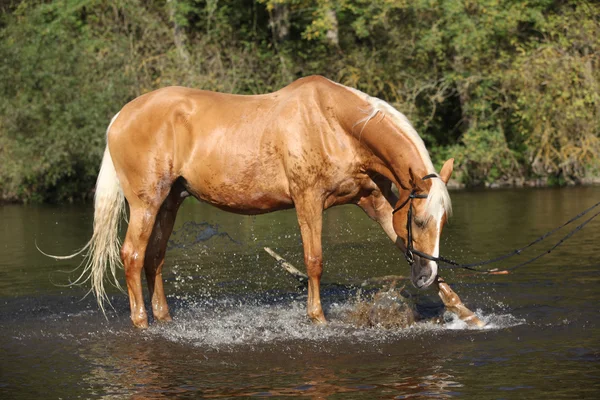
[2,178,599,205]
[447,177,600,190]
[2,1,598,205]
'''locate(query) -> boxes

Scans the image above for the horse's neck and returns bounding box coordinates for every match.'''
[350,114,430,190]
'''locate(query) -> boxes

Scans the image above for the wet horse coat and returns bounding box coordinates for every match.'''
[83,76,453,328]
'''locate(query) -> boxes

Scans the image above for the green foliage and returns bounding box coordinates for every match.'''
[0,0,137,202]
[1,0,599,202]
[504,5,600,180]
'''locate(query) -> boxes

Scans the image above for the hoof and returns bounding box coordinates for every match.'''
[155,314,173,323]
[131,313,149,329]
[436,278,486,328]
[132,319,149,329]
[152,303,172,323]
[308,312,327,325]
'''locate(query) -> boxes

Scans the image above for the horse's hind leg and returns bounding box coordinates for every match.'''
[144,184,186,322]
[121,203,161,328]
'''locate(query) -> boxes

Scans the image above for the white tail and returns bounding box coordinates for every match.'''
[80,145,126,313]
[39,115,125,314]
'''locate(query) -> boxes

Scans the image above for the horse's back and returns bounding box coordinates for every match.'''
[107,86,294,211]
[110,75,345,144]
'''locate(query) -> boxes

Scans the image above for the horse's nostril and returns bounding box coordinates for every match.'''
[416,275,427,288]
[416,273,435,289]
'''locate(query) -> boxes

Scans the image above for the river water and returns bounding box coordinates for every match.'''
[1,187,599,399]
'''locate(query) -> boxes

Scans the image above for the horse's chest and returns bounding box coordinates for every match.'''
[324,177,365,208]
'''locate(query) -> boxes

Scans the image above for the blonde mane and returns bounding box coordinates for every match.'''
[338,82,452,219]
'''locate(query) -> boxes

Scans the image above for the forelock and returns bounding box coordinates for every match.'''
[425,176,452,220]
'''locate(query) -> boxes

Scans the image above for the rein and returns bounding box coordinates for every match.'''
[393,176,600,274]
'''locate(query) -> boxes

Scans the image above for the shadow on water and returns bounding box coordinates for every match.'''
[167,221,240,251]
[1,187,600,398]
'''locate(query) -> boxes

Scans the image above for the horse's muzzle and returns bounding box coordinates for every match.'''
[410,258,438,289]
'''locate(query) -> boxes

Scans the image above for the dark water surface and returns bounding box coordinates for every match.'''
[1,187,599,399]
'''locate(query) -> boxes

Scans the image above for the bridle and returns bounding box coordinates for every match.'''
[392,173,438,265]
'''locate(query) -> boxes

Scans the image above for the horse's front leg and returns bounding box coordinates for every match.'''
[436,277,486,327]
[295,194,327,324]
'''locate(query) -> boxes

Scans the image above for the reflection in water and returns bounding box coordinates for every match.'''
[81,340,182,399]
[391,370,463,399]
[77,331,467,399]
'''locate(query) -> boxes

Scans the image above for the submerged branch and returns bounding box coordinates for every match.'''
[263,247,307,282]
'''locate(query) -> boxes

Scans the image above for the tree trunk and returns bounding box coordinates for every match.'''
[325,8,339,47]
[270,3,290,42]
[167,0,191,69]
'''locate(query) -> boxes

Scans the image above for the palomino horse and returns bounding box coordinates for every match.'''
[66,76,453,328]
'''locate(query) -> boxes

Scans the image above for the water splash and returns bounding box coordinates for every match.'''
[147,295,524,349]
[441,309,525,330]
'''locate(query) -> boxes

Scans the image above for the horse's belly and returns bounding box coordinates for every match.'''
[183,172,293,214]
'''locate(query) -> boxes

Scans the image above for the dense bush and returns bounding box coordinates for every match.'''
[1,0,598,202]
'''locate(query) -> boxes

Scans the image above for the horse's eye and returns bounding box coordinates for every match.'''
[414,216,428,228]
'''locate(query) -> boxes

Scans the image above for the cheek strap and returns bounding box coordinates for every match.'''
[393,174,438,264]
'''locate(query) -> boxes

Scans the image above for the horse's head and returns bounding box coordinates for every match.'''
[392,159,454,289]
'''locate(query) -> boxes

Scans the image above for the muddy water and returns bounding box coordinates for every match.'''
[1,187,599,399]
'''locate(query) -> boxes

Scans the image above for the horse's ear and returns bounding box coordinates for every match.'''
[439,158,454,184]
